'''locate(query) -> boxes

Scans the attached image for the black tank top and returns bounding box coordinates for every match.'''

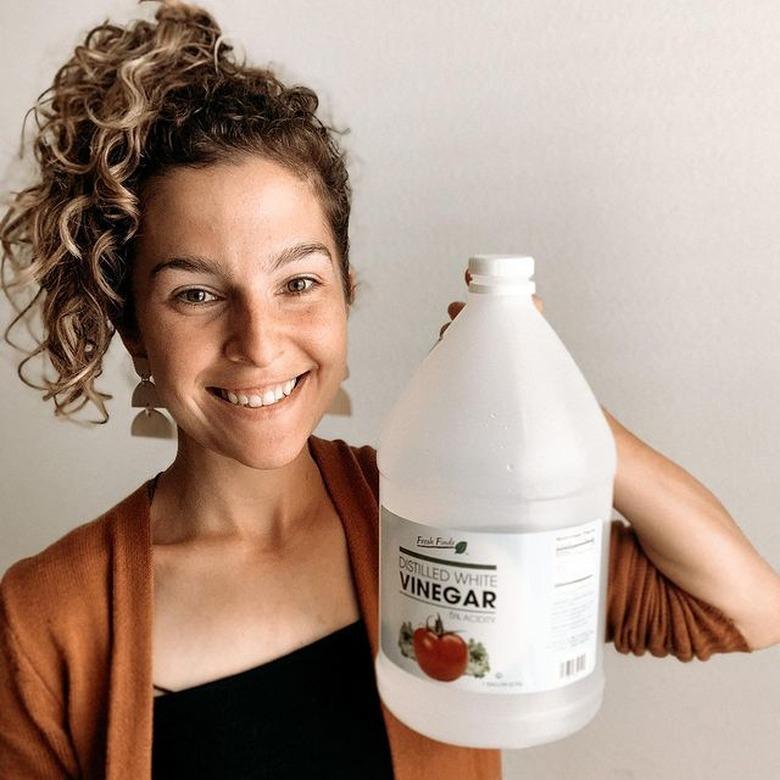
[147,472,394,777]
[151,617,395,778]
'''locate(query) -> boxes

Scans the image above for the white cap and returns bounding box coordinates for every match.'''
[468,254,534,279]
[468,254,535,294]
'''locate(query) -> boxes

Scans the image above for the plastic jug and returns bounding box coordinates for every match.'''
[375,254,616,749]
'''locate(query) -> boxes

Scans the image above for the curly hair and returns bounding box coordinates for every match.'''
[0,0,355,425]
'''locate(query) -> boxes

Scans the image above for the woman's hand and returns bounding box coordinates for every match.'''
[438,268,545,340]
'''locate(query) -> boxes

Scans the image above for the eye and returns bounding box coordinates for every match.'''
[174,288,219,306]
[286,276,320,296]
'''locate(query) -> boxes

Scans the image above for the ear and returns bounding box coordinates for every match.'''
[346,268,358,315]
[115,323,148,375]
[349,268,357,300]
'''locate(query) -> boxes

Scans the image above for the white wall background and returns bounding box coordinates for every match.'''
[1,1,778,777]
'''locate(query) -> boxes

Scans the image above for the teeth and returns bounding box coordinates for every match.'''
[219,375,301,408]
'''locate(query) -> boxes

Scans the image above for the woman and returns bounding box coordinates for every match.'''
[1,2,778,778]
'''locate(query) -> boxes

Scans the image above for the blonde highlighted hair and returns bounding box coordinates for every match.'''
[1,0,354,424]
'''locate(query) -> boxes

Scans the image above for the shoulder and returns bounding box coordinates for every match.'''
[0,479,151,654]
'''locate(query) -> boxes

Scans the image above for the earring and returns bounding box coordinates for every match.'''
[130,357,176,439]
[326,363,352,416]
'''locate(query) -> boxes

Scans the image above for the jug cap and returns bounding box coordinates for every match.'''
[468,254,534,279]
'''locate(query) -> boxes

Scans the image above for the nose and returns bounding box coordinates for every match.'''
[224,296,285,367]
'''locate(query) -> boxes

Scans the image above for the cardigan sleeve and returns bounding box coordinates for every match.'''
[0,571,80,779]
[606,518,752,660]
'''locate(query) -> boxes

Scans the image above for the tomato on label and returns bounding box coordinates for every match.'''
[412,614,469,682]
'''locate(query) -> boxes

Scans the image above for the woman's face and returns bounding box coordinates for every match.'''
[123,155,351,469]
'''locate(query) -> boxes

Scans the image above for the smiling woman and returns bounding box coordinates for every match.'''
[0,1,426,778]
[1,1,772,779]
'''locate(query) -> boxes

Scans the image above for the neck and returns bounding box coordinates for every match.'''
[149,435,325,552]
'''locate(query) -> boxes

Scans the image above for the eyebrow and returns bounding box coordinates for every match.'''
[148,242,333,280]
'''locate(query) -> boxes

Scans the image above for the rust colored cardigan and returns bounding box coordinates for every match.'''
[0,436,750,779]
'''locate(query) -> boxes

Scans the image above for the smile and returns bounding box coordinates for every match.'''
[207,371,310,411]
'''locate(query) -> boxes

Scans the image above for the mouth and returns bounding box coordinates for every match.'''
[207,371,311,412]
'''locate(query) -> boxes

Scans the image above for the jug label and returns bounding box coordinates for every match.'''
[379,505,602,693]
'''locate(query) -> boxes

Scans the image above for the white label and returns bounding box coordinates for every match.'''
[379,505,603,694]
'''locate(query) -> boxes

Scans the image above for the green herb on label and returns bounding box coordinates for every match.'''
[399,620,416,659]
[466,639,490,678]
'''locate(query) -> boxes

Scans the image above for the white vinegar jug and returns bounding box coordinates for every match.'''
[375,254,617,749]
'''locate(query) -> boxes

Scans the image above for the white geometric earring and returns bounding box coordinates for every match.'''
[325,363,352,416]
[130,357,176,439]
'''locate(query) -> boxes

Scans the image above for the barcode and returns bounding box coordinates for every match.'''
[559,654,587,679]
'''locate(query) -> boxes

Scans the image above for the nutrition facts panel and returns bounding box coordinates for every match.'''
[547,522,601,684]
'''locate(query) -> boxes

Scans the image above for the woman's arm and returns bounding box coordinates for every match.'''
[442,288,780,651]
[602,406,780,651]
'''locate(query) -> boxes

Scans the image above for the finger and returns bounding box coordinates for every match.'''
[447,301,465,319]
[532,294,544,314]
